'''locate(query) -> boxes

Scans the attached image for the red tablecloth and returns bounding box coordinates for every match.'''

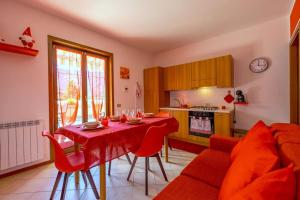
[55,117,178,170]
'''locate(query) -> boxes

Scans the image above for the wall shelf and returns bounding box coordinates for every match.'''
[0,42,38,56]
[234,102,248,105]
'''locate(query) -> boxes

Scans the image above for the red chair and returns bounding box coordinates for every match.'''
[155,111,170,118]
[127,123,168,195]
[155,112,173,156]
[42,131,99,200]
[54,134,74,149]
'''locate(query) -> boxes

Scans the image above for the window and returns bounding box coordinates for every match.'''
[48,36,114,132]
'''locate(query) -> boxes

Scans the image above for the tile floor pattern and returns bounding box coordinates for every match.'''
[0,149,197,200]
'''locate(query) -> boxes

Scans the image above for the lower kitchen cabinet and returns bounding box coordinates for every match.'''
[161,108,233,147]
[214,112,233,137]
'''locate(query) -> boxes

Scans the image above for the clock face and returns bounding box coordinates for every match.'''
[249,58,268,73]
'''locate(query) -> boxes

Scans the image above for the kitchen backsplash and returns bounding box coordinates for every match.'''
[170,87,235,108]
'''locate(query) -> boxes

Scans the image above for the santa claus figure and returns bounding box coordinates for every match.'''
[19,27,35,48]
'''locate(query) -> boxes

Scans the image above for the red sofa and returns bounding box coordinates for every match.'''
[154,123,300,200]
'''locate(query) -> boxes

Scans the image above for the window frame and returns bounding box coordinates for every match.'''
[48,35,114,157]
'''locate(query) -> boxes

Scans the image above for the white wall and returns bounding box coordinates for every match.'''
[0,0,153,126]
[154,16,290,130]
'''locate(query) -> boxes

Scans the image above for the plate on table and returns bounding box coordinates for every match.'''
[80,124,104,131]
[143,113,155,118]
[110,115,120,122]
[126,121,144,125]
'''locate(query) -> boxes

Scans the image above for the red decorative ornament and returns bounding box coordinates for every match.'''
[120,114,127,123]
[19,27,35,48]
[224,90,234,103]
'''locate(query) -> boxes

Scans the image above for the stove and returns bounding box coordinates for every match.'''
[190,105,219,111]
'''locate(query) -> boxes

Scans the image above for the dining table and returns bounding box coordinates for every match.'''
[55,117,179,200]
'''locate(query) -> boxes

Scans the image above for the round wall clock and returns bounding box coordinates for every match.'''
[249,57,269,73]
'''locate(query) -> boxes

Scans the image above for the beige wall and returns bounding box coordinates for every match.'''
[154,16,290,130]
[0,0,153,125]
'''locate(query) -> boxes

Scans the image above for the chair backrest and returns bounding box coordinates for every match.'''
[54,134,74,149]
[135,123,168,157]
[42,131,73,172]
[155,112,170,118]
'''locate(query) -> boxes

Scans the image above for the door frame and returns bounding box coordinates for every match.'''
[48,35,114,159]
[290,26,300,123]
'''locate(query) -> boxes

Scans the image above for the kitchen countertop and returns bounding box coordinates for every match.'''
[160,107,233,113]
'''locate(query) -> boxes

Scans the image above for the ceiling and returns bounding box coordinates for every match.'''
[18,0,293,53]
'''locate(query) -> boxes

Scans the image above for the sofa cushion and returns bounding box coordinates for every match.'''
[219,123,279,200]
[181,149,231,188]
[231,120,270,160]
[276,133,300,200]
[231,164,295,200]
[271,123,300,132]
[154,175,219,200]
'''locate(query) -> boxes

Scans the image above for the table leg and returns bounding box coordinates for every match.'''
[164,136,169,163]
[74,143,80,185]
[100,163,106,199]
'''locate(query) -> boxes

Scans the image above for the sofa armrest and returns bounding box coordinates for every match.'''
[210,134,240,153]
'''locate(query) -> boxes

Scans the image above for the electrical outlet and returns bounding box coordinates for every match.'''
[117,104,121,108]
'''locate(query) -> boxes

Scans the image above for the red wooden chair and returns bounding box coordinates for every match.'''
[127,123,169,195]
[42,131,99,200]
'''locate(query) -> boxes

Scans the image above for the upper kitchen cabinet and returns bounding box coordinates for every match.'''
[163,54,234,90]
[176,64,192,90]
[144,67,169,113]
[191,59,216,88]
[164,64,191,90]
[163,66,176,90]
[216,55,234,88]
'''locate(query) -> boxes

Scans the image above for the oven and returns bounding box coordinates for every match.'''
[188,111,214,138]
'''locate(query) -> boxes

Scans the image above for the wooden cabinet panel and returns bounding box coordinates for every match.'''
[163,67,170,90]
[214,112,232,137]
[191,61,201,88]
[163,66,176,90]
[164,64,191,90]
[144,68,158,90]
[169,110,189,138]
[176,64,192,90]
[206,59,217,86]
[216,55,234,88]
[144,89,159,113]
[191,59,216,88]
[144,67,169,114]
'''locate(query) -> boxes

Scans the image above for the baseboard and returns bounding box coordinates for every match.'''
[168,138,206,154]
[0,160,53,179]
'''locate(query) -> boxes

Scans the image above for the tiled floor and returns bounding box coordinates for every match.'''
[0,149,196,200]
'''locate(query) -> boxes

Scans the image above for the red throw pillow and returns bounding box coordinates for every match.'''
[231,164,295,200]
[219,122,279,200]
[231,120,271,160]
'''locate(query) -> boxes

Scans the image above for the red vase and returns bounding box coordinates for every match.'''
[101,117,109,127]
[120,114,127,123]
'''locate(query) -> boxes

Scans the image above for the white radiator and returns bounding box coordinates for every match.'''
[0,120,48,171]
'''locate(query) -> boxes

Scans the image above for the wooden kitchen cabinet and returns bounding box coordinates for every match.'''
[165,55,233,90]
[161,109,233,147]
[168,109,189,138]
[164,64,191,90]
[214,112,233,137]
[161,109,210,146]
[175,64,192,90]
[144,67,169,114]
[191,59,217,88]
[216,55,234,88]
[163,66,176,90]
